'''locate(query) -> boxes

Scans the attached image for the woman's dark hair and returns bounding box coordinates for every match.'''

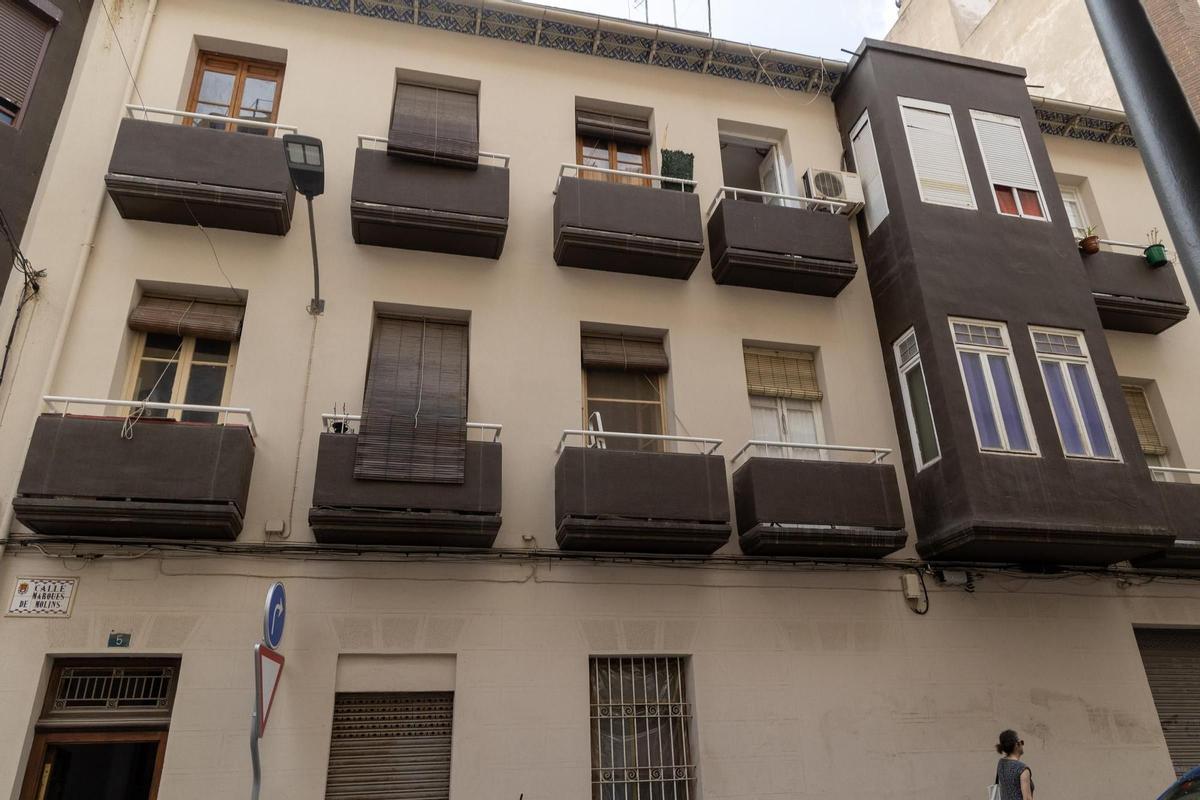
[996,729,1020,755]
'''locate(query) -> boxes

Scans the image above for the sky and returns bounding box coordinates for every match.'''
[539,0,901,60]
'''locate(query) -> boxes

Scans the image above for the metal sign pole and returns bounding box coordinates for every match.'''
[250,708,262,800]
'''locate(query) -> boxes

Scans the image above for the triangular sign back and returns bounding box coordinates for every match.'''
[256,643,285,737]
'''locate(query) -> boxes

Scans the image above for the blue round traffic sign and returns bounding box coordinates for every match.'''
[263,582,286,649]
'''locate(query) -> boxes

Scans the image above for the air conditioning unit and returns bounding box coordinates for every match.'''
[803,168,864,215]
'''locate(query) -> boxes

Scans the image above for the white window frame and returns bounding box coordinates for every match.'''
[893,328,941,470]
[948,317,1039,456]
[970,110,1049,222]
[850,110,889,233]
[749,394,825,459]
[897,97,977,210]
[123,331,239,419]
[1058,183,1091,239]
[1030,326,1122,462]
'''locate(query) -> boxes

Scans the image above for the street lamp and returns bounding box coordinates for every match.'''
[282,134,326,315]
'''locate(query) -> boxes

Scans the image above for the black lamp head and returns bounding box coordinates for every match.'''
[282,134,325,198]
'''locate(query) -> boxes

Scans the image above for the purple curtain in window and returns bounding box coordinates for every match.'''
[961,352,1002,449]
[987,354,1030,451]
[1068,362,1114,458]
[1042,361,1086,456]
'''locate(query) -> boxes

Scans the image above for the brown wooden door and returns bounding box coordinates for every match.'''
[19,730,168,800]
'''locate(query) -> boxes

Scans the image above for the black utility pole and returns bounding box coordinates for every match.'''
[1084,0,1200,306]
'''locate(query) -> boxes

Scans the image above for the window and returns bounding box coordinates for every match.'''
[850,110,889,232]
[582,334,667,452]
[971,110,1047,220]
[743,347,822,458]
[325,692,453,800]
[124,297,244,424]
[950,319,1036,454]
[185,51,284,134]
[0,0,57,127]
[1031,327,1118,460]
[898,98,976,209]
[1136,629,1200,778]
[1059,184,1091,239]
[576,108,651,186]
[589,657,694,800]
[1123,384,1169,475]
[893,328,940,468]
[388,79,479,167]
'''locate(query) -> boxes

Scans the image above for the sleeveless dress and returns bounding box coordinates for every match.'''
[996,757,1034,800]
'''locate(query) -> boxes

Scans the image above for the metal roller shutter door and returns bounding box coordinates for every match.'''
[1136,628,1200,776]
[325,692,454,799]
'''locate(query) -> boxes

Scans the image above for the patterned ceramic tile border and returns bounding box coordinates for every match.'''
[280,0,1136,148]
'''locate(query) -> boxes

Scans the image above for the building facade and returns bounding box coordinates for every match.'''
[0,1,1198,798]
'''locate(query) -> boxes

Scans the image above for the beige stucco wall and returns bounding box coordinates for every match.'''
[0,1,1196,799]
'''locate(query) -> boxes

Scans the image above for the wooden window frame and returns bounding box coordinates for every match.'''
[122,331,238,419]
[582,368,667,451]
[576,134,650,186]
[185,51,285,131]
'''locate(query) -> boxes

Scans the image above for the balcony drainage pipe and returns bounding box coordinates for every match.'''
[0,0,160,561]
[1084,0,1200,306]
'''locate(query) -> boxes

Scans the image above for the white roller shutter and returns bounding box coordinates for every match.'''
[899,99,976,209]
[325,692,453,799]
[850,111,889,234]
[1136,629,1200,777]
[971,111,1041,191]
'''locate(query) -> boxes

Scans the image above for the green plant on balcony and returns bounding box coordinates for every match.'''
[1145,228,1168,267]
[660,149,694,192]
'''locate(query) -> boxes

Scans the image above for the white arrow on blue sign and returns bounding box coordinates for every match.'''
[263,582,286,649]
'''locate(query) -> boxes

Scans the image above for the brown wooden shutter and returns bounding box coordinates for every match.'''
[744,348,822,401]
[1123,385,1168,456]
[575,109,652,146]
[388,83,479,168]
[581,334,668,373]
[128,296,244,342]
[0,0,55,113]
[355,317,469,483]
[325,692,453,800]
[1135,628,1200,776]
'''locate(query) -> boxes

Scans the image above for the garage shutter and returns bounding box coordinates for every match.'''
[1135,628,1200,776]
[325,692,454,799]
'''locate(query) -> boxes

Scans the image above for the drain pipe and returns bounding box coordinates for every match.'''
[0,0,160,560]
[1084,0,1200,305]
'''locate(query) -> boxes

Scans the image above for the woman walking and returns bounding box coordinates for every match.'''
[995,729,1035,800]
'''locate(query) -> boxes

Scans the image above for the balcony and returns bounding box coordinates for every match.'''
[351,136,510,259]
[308,415,502,548]
[1134,468,1200,569]
[554,431,730,554]
[731,442,907,558]
[104,106,296,235]
[707,189,858,296]
[553,165,705,280]
[12,397,256,540]
[1083,245,1189,334]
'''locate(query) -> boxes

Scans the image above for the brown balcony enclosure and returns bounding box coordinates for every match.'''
[708,199,858,296]
[733,458,907,557]
[1133,483,1200,569]
[553,176,705,279]
[13,415,254,540]
[309,433,501,547]
[555,447,730,554]
[1084,250,1189,334]
[350,148,509,259]
[104,118,295,235]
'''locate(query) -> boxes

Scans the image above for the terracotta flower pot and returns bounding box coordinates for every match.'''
[1079,235,1101,255]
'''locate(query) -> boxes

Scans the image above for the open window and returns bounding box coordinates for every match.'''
[185,51,284,134]
[581,333,668,452]
[718,127,792,205]
[575,104,652,186]
[850,110,889,233]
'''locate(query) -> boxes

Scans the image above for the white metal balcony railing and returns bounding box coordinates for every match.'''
[320,413,502,443]
[706,186,853,218]
[554,162,698,193]
[557,429,722,455]
[355,134,511,168]
[1150,465,1200,485]
[732,440,892,464]
[43,396,258,439]
[1095,237,1172,260]
[125,104,299,137]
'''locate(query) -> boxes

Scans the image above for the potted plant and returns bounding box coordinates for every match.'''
[660,149,694,192]
[1145,228,1169,267]
[1078,225,1101,256]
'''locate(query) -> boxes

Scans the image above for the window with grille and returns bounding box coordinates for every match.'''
[325,692,453,800]
[898,97,976,209]
[893,328,940,469]
[1030,327,1118,461]
[743,347,823,459]
[40,659,179,723]
[950,319,1036,455]
[589,657,694,800]
[0,0,56,127]
[971,110,1047,220]
[850,110,889,233]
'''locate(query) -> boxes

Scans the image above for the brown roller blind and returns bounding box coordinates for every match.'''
[575,109,652,146]
[355,317,468,483]
[744,348,821,401]
[0,0,54,112]
[1123,385,1168,456]
[325,692,453,799]
[1135,629,1200,777]
[128,296,244,342]
[388,83,479,168]
[581,334,668,373]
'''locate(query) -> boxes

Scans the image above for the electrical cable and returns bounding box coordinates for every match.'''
[0,207,44,390]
